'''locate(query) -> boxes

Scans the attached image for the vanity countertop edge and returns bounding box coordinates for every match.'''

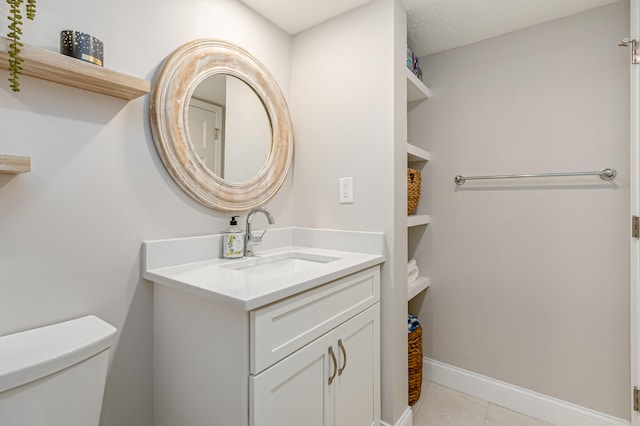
[143,246,384,311]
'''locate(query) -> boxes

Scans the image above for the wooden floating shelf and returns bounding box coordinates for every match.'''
[406,67,431,102]
[408,214,430,228]
[0,37,150,100]
[0,154,30,174]
[408,276,430,301]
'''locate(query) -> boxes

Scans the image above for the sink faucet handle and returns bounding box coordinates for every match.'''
[251,229,268,244]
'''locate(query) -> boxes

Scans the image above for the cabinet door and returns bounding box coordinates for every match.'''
[251,330,335,426]
[334,304,380,426]
[251,304,380,426]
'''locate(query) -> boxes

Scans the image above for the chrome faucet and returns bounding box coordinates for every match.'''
[245,207,275,256]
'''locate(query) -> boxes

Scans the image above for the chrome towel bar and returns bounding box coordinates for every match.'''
[454,168,616,185]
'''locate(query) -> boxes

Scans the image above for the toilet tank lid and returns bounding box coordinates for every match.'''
[0,315,117,393]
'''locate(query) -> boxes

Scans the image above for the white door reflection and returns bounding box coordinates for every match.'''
[188,99,223,175]
[189,74,271,182]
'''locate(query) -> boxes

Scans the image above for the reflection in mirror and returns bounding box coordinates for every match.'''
[189,75,271,182]
[188,98,222,174]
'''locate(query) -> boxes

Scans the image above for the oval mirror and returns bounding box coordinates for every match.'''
[150,39,294,212]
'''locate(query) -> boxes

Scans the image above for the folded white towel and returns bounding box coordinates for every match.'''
[408,260,419,284]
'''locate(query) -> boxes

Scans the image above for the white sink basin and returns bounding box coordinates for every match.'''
[221,252,340,276]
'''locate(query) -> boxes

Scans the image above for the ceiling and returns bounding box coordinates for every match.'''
[240,0,621,56]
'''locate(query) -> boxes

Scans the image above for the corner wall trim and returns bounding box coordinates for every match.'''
[423,358,629,426]
[380,405,412,426]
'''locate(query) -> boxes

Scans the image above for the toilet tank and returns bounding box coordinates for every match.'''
[0,315,117,426]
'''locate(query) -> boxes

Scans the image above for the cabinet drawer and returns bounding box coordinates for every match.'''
[250,266,380,374]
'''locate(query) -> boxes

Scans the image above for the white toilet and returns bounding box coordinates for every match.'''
[0,315,117,426]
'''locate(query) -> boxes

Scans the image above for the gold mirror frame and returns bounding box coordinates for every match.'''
[150,39,294,212]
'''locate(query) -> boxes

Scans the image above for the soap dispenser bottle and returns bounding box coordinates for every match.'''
[222,216,244,259]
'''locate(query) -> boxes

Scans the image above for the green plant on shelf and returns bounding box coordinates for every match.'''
[6,0,36,92]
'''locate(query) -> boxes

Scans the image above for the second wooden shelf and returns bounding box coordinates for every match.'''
[0,154,30,174]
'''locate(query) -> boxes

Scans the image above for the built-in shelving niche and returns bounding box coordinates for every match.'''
[0,37,151,174]
[407,142,431,229]
[407,143,431,162]
[407,214,431,228]
[406,70,432,301]
[406,67,431,102]
[408,276,430,301]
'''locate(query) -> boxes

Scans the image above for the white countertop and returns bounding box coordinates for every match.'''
[144,245,384,311]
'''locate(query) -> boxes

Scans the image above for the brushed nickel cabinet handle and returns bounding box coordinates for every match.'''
[328,346,337,385]
[338,339,347,376]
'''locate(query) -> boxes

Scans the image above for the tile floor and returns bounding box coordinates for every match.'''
[411,381,554,426]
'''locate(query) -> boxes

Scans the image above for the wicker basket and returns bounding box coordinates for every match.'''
[408,168,421,215]
[408,325,423,405]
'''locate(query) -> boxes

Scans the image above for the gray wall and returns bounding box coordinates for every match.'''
[409,1,630,418]
[0,1,293,425]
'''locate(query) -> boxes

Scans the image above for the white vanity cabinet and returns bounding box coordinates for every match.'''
[152,264,381,426]
[251,304,380,426]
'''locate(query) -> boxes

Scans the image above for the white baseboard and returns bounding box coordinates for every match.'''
[423,358,629,426]
[381,405,412,426]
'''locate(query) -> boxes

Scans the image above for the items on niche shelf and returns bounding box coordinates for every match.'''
[408,259,419,284]
[407,168,421,215]
[408,313,423,405]
[408,313,420,333]
[406,46,423,80]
